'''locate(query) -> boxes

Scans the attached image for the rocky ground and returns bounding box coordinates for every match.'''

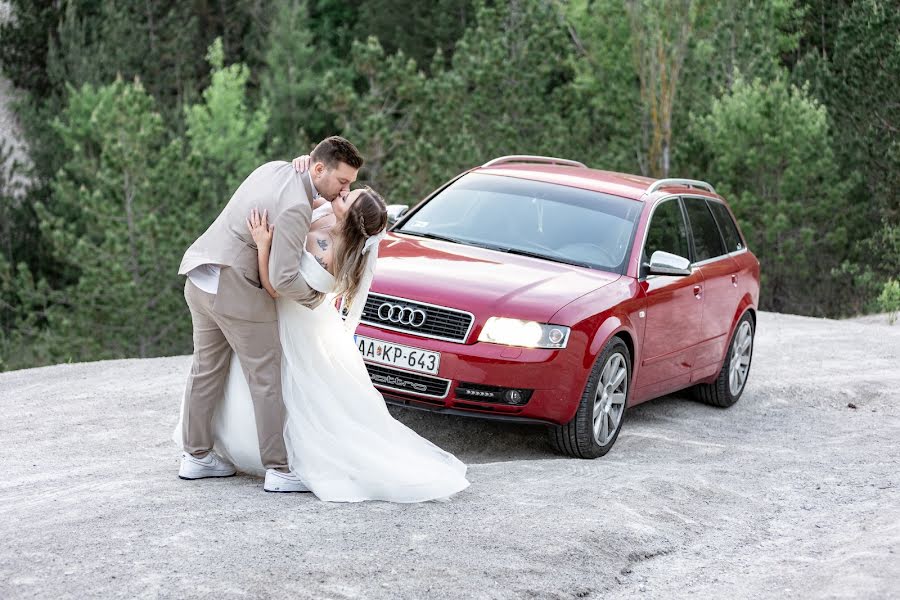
[1,311,898,599]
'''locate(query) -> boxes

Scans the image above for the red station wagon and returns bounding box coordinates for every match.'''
[351,155,760,458]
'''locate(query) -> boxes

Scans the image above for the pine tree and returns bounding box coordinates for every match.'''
[35,78,195,362]
[440,0,581,167]
[185,38,270,222]
[565,0,643,173]
[695,76,855,316]
[261,0,326,159]
[318,36,428,200]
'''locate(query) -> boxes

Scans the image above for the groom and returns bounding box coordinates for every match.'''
[177,136,363,491]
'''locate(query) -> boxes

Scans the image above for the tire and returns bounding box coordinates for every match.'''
[693,312,754,408]
[548,337,631,459]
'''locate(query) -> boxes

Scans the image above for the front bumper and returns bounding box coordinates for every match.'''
[354,323,587,424]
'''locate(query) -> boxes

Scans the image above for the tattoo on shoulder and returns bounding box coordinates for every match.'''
[316,238,328,251]
[315,255,328,270]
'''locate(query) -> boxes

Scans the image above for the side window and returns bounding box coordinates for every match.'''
[644,198,690,263]
[683,197,726,262]
[708,201,744,252]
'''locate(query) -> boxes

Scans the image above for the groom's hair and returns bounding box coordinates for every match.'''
[311,136,364,170]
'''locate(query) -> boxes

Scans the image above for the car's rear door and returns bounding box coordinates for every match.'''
[681,196,739,378]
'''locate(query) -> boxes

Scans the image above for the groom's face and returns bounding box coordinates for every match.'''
[312,161,359,202]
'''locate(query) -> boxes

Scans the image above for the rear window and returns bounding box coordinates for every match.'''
[708,201,744,252]
[683,197,726,261]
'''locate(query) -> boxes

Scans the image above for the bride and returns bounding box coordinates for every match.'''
[174,180,469,503]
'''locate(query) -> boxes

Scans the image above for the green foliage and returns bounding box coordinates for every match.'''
[0,0,62,96]
[355,0,473,69]
[320,37,428,200]
[1,34,271,368]
[677,0,804,172]
[694,76,856,316]
[0,256,63,371]
[0,140,50,371]
[261,0,326,158]
[835,221,900,315]
[799,0,899,214]
[322,0,586,203]
[789,0,900,311]
[0,140,25,261]
[689,0,802,95]
[824,1,899,227]
[308,0,362,52]
[566,0,642,172]
[33,78,195,363]
[185,38,270,218]
[878,279,899,325]
[44,0,209,111]
[440,0,581,165]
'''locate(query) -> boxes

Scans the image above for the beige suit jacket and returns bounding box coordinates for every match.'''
[179,161,320,321]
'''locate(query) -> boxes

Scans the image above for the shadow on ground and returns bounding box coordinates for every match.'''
[388,391,698,464]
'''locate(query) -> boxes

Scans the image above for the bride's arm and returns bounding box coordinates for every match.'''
[247,208,279,299]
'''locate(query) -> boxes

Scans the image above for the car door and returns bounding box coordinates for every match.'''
[636,196,705,393]
[682,196,739,377]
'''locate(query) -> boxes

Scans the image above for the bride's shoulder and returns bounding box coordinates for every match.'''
[311,202,333,222]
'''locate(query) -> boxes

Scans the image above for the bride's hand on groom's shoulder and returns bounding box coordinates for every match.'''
[293,154,311,173]
[247,208,274,250]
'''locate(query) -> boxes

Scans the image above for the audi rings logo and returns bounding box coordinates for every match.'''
[377,302,427,328]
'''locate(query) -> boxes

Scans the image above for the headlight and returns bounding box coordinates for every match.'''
[478,317,570,349]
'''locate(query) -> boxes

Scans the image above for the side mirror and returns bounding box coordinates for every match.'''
[386,204,409,225]
[647,250,692,276]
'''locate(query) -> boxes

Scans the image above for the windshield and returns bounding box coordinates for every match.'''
[396,173,642,274]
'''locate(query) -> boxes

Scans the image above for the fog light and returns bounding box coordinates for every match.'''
[456,383,534,406]
[505,390,525,405]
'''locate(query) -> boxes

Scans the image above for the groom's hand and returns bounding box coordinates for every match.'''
[292,155,311,173]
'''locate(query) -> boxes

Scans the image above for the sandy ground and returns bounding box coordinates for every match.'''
[1,311,898,599]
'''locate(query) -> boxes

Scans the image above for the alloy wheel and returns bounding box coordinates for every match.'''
[728,321,753,396]
[593,352,627,446]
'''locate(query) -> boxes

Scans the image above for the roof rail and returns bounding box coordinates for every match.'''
[647,178,716,195]
[481,155,587,169]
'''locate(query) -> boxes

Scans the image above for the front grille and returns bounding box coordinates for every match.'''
[365,363,451,399]
[360,293,474,343]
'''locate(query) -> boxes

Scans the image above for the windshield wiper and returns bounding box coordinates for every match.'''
[399,230,467,244]
[500,247,594,269]
[399,230,500,251]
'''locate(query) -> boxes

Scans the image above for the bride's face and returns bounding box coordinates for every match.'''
[332,189,362,223]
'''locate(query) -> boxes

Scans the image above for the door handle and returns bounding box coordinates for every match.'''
[693,285,702,299]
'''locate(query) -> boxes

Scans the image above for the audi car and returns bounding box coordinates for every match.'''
[351,155,760,458]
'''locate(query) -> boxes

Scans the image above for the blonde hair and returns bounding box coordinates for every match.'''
[332,187,388,305]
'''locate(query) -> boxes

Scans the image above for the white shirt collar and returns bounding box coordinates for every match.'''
[307,171,320,199]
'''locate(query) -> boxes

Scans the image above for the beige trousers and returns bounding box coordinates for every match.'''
[182,278,288,471]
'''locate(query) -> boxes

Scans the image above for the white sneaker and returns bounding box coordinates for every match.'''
[178,452,236,480]
[264,469,310,493]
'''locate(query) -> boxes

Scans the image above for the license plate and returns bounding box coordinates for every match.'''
[354,335,441,375]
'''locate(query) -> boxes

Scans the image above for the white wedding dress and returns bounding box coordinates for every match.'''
[174,206,469,503]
